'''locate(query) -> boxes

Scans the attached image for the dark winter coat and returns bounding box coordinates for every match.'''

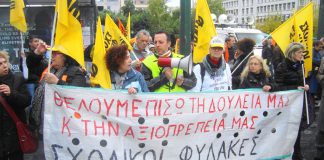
[275,58,304,90]
[26,50,48,83]
[275,58,314,129]
[0,72,31,157]
[231,52,253,89]
[239,72,278,91]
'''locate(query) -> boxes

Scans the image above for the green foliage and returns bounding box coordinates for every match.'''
[207,0,225,16]
[256,15,282,34]
[98,0,226,39]
[121,0,135,16]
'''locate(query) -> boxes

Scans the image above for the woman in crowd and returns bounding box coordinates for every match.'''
[239,55,277,91]
[275,42,310,160]
[105,45,149,93]
[30,46,87,159]
[0,51,30,160]
[191,36,232,91]
[231,38,256,89]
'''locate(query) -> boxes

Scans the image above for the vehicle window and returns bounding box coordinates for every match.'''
[235,33,269,46]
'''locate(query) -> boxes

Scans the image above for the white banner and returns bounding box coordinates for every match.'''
[44,84,304,160]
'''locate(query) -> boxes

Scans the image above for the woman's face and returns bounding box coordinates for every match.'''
[52,52,65,70]
[118,51,132,73]
[249,58,262,74]
[293,49,304,62]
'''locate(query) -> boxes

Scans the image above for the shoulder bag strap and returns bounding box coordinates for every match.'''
[0,96,20,123]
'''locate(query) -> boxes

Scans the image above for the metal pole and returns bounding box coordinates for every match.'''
[318,0,324,39]
[180,0,191,56]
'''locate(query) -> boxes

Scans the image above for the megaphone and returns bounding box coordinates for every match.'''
[157,54,193,75]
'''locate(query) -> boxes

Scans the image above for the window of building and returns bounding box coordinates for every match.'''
[271,5,274,11]
[242,9,245,15]
[275,4,278,11]
[292,2,295,9]
[246,8,249,14]
[287,3,290,10]
[279,4,282,11]
[251,8,253,14]
[283,3,286,10]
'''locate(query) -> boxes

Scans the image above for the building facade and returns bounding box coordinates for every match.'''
[96,0,125,12]
[222,0,320,24]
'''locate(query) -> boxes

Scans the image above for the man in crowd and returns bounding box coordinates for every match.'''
[224,35,236,63]
[141,31,196,92]
[130,29,152,70]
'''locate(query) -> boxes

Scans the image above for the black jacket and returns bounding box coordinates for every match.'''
[275,58,304,90]
[239,72,278,91]
[231,52,253,89]
[0,72,31,157]
[26,51,48,83]
[52,65,87,87]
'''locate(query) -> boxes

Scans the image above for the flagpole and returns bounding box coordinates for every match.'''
[19,31,24,58]
[48,11,58,73]
[302,63,310,124]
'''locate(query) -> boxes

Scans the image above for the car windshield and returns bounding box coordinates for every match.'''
[236,33,269,47]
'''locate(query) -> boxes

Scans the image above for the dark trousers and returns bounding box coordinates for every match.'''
[0,150,23,160]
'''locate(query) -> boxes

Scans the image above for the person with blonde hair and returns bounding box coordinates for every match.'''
[0,51,31,160]
[239,55,277,91]
[275,42,310,160]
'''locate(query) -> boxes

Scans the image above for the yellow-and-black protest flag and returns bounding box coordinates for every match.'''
[54,0,85,68]
[90,17,112,89]
[10,0,27,32]
[193,0,217,63]
[104,14,133,51]
[271,2,313,76]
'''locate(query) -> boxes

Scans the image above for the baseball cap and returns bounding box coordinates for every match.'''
[210,36,224,48]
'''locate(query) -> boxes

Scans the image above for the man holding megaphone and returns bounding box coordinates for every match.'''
[141,31,196,92]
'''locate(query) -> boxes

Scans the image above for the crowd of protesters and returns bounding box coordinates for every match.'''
[1,27,324,160]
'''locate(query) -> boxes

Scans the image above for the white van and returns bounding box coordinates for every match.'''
[216,27,269,56]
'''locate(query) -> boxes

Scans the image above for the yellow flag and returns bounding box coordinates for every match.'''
[54,0,85,68]
[104,14,133,50]
[295,2,313,76]
[10,0,27,32]
[90,17,112,89]
[271,2,313,76]
[126,12,131,41]
[193,0,217,63]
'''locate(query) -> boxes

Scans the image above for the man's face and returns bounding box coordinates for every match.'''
[154,33,171,56]
[136,34,149,51]
[29,38,41,50]
[0,58,9,77]
[227,37,235,48]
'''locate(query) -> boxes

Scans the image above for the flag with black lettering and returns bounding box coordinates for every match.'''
[10,0,27,32]
[271,2,313,76]
[104,14,133,50]
[54,0,85,68]
[193,0,217,63]
[90,17,112,89]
